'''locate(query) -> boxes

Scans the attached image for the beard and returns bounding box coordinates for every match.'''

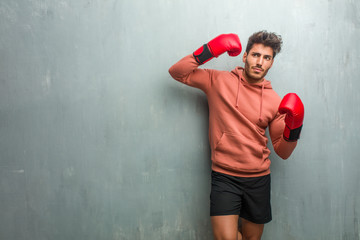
[244,59,270,82]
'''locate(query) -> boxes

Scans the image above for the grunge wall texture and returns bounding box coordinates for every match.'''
[0,0,359,239]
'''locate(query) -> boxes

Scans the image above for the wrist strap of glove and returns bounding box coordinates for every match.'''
[283,125,303,142]
[193,44,213,64]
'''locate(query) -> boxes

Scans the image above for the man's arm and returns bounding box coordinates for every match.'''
[269,93,304,159]
[168,54,213,92]
[168,34,242,92]
[269,113,297,159]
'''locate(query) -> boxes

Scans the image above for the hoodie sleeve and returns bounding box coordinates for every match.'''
[168,54,213,93]
[269,112,298,159]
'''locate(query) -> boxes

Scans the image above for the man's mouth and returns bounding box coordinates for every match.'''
[252,67,263,73]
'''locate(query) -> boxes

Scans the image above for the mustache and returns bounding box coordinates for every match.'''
[252,66,264,71]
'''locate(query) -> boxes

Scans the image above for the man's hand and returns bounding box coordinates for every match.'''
[278,93,305,141]
[193,34,242,64]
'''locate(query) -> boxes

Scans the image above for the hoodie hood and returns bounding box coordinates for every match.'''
[231,67,273,122]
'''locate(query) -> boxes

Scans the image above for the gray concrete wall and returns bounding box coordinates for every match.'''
[0,0,359,239]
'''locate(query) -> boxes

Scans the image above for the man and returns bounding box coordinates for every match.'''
[168,31,304,240]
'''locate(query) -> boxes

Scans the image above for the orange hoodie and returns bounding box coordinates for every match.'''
[169,54,297,177]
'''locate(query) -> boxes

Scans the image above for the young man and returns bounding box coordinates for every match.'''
[168,31,304,240]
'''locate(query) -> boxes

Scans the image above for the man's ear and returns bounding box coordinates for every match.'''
[242,52,247,63]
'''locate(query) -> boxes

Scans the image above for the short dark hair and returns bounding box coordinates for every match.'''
[246,31,283,58]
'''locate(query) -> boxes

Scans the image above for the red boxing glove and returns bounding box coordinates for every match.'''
[278,93,305,141]
[193,34,242,64]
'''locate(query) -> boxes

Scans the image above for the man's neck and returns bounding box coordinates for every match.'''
[242,70,264,84]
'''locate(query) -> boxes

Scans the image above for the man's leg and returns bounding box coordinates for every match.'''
[240,218,264,240]
[211,215,242,240]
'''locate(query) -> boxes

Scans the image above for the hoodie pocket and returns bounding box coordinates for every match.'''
[213,132,266,173]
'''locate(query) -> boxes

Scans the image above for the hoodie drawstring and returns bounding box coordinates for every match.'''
[259,83,264,122]
[235,69,266,123]
[235,77,241,108]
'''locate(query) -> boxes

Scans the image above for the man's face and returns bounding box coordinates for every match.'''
[242,43,274,83]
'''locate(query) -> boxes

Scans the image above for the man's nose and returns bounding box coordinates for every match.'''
[256,56,264,66]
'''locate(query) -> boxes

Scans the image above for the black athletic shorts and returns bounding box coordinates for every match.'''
[210,170,272,224]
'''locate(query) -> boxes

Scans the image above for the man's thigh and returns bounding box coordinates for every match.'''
[240,218,264,240]
[211,215,239,240]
